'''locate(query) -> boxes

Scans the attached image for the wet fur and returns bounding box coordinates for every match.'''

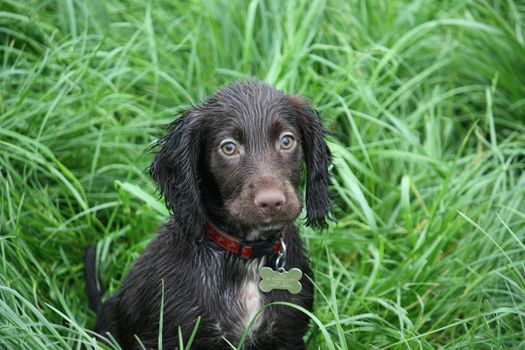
[86,82,331,349]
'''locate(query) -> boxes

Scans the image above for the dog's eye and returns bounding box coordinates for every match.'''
[220,141,238,156]
[280,133,295,150]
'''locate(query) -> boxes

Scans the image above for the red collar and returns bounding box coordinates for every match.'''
[205,222,285,259]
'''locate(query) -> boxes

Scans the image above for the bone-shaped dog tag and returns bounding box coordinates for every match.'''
[259,267,302,294]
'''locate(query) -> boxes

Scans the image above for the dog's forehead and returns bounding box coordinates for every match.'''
[205,83,298,138]
[213,81,285,102]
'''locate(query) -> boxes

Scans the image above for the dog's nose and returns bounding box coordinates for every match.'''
[254,190,285,212]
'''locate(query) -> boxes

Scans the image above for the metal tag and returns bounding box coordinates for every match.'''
[259,267,303,294]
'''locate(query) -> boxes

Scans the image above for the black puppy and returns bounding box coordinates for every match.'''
[85,81,331,349]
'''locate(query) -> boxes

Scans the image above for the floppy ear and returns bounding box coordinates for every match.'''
[150,109,204,240]
[289,95,332,229]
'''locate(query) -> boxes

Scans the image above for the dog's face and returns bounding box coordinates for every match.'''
[151,82,331,241]
[204,89,304,234]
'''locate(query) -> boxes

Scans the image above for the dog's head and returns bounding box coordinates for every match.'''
[150,82,331,241]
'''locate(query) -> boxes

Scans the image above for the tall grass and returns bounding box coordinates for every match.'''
[1,0,524,348]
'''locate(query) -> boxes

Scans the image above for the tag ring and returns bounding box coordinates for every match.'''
[275,238,287,272]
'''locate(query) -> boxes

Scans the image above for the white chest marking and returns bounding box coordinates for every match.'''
[241,279,261,327]
[236,260,265,337]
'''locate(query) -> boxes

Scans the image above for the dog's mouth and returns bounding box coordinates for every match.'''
[227,213,299,239]
[245,223,287,241]
[256,222,285,230]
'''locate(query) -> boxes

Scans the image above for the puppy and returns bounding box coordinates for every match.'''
[85,81,331,349]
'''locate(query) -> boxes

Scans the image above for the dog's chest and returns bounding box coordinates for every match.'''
[240,272,264,328]
[215,259,269,342]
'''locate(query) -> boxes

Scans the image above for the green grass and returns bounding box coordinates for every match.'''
[1,0,524,348]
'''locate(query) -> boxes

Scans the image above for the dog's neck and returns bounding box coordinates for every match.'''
[244,226,285,241]
[205,210,283,242]
[205,222,285,260]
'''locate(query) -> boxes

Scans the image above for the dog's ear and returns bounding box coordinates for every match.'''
[289,95,332,229]
[150,109,204,240]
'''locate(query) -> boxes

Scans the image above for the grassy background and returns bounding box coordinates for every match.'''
[1,0,525,348]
